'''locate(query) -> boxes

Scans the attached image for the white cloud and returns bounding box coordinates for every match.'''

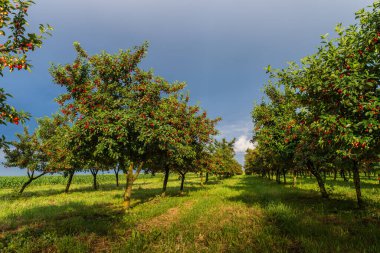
[234,135,255,153]
[216,120,256,165]
[217,120,253,140]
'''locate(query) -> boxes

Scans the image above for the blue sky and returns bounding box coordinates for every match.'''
[0,0,373,175]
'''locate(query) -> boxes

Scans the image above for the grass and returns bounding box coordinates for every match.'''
[0,173,379,253]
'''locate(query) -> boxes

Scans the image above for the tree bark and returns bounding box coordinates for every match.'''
[90,169,98,190]
[93,173,97,190]
[276,169,281,184]
[352,160,363,208]
[292,171,297,187]
[123,162,144,210]
[282,168,286,184]
[333,169,337,181]
[162,166,170,196]
[124,163,134,210]
[19,178,33,194]
[378,174,380,185]
[205,172,209,183]
[306,160,328,198]
[180,173,186,192]
[340,169,348,182]
[65,170,75,193]
[114,168,120,187]
[19,171,46,194]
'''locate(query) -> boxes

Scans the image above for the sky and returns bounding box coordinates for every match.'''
[0,0,373,176]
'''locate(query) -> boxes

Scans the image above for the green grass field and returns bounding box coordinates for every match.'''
[1,173,380,253]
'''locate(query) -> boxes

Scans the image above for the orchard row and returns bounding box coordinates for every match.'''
[245,2,380,208]
[0,1,242,209]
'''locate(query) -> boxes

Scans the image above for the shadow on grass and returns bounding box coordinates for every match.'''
[0,201,124,236]
[113,184,205,209]
[295,176,380,190]
[0,179,205,231]
[225,176,380,252]
[230,176,380,210]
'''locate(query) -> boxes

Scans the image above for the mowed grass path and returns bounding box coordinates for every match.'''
[1,174,380,253]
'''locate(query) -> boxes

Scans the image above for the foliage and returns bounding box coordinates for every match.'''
[249,1,380,207]
[211,138,243,177]
[49,42,219,207]
[0,0,52,147]
[3,127,47,174]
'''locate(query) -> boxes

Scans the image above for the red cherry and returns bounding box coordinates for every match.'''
[13,117,19,125]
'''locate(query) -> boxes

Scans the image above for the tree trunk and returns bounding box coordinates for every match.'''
[276,169,281,184]
[352,160,363,208]
[114,168,120,187]
[124,163,134,209]
[306,160,328,198]
[123,162,144,210]
[90,169,98,190]
[162,166,170,196]
[19,178,33,194]
[93,173,97,190]
[19,171,46,194]
[205,172,209,183]
[378,174,380,185]
[333,169,337,181]
[340,169,348,182]
[292,171,297,187]
[282,169,286,184]
[65,170,75,193]
[180,173,185,192]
